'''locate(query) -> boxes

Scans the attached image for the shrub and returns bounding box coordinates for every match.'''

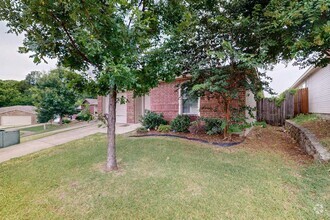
[136,127,148,133]
[157,124,171,133]
[170,115,191,132]
[62,118,71,124]
[76,111,93,121]
[253,121,267,128]
[203,117,224,135]
[140,110,167,130]
[188,120,206,134]
[229,124,243,133]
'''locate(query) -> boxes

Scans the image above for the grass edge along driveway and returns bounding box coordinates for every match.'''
[0,133,329,219]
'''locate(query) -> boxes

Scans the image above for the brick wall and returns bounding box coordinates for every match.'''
[149,80,183,121]
[0,110,37,124]
[97,81,247,123]
[149,79,246,121]
[200,90,246,118]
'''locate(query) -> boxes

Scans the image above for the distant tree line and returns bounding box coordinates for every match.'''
[0,71,42,107]
[0,68,96,123]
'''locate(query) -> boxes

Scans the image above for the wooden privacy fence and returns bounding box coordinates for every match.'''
[257,92,294,126]
[257,88,309,126]
[294,88,309,115]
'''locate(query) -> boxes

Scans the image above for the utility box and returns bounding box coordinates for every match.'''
[0,130,20,148]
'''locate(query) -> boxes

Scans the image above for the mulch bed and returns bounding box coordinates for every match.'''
[130,131,245,147]
[241,126,313,164]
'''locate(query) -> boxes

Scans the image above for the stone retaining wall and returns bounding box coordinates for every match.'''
[285,120,330,162]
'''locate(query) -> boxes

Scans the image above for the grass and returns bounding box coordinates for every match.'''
[19,122,89,143]
[0,134,329,219]
[21,124,71,134]
[292,114,319,124]
[20,124,86,143]
[321,138,330,151]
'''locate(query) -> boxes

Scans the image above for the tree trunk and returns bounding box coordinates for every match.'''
[223,99,231,140]
[106,89,118,171]
[59,115,63,125]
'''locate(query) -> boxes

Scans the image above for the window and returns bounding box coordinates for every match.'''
[180,87,199,115]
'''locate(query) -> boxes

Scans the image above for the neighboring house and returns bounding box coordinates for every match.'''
[81,98,98,115]
[0,106,37,126]
[291,64,330,114]
[98,78,256,124]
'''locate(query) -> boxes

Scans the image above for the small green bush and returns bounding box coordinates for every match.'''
[136,127,148,133]
[254,121,267,128]
[62,119,71,124]
[157,124,171,133]
[140,110,167,130]
[203,117,224,135]
[76,111,93,121]
[170,115,191,132]
[188,120,206,134]
[229,124,245,133]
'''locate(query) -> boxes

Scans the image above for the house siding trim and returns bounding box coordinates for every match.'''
[293,64,330,114]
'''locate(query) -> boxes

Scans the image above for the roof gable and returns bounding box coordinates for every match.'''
[0,105,36,115]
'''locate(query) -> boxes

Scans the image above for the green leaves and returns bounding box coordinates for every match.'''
[1,0,176,96]
[32,68,80,122]
[263,0,330,67]
[0,79,34,107]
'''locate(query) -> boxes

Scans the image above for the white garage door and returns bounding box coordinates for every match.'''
[1,116,32,126]
[116,93,127,123]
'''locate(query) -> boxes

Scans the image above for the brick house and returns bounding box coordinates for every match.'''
[81,99,98,115]
[0,106,37,126]
[98,78,256,124]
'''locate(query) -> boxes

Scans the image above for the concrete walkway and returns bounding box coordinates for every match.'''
[0,123,140,164]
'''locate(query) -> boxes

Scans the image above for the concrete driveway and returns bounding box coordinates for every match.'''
[0,123,140,164]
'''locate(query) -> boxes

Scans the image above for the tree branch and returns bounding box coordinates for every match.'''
[128,0,144,28]
[49,12,94,66]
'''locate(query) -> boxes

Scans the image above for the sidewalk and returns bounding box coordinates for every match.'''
[0,123,140,164]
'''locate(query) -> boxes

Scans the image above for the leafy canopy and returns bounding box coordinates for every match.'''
[32,68,79,123]
[0,0,178,96]
[0,79,34,107]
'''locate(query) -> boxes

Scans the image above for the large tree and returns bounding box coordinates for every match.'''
[0,0,178,170]
[32,68,79,124]
[25,71,42,86]
[154,0,273,138]
[154,0,330,138]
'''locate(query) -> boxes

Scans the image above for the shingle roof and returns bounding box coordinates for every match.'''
[0,105,36,114]
[83,98,98,105]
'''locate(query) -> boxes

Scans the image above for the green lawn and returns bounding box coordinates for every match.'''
[21,124,71,134]
[0,134,329,219]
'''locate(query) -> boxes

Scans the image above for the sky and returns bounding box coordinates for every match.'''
[0,21,57,80]
[0,21,308,96]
